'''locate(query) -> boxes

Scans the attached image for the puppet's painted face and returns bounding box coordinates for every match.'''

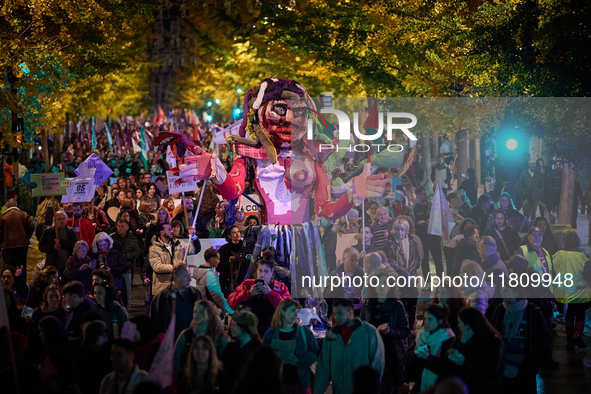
[257,97,308,149]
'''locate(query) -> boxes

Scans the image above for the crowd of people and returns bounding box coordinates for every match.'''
[1,122,590,394]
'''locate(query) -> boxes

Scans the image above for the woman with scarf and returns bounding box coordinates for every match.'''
[386,217,421,333]
[407,303,455,393]
[490,256,547,394]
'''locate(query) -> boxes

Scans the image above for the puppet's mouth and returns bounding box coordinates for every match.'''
[159,137,175,147]
[274,126,292,142]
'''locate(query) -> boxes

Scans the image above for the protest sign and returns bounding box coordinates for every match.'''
[76,153,113,186]
[61,176,97,203]
[30,173,71,197]
[167,172,198,194]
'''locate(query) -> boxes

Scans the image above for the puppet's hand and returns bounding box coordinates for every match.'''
[178,150,227,185]
[351,174,387,202]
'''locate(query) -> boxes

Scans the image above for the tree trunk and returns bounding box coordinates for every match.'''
[455,129,469,191]
[558,163,575,226]
[41,129,50,170]
[21,148,30,168]
[421,134,432,191]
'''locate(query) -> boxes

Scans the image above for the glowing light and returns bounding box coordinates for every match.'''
[506,139,518,150]
[215,99,220,104]
[207,115,213,122]
[236,88,242,94]
[207,101,213,107]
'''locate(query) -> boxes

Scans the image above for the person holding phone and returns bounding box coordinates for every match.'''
[227,257,290,336]
[406,304,455,393]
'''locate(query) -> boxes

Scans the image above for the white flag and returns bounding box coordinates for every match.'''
[428,179,455,240]
[148,313,175,388]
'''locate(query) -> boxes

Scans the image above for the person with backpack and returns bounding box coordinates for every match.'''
[193,248,234,316]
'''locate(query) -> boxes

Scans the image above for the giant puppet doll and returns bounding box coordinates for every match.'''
[175,78,395,297]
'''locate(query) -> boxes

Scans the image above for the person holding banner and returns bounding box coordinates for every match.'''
[39,211,79,277]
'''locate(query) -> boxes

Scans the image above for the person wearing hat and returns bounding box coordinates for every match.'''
[490,254,549,393]
[221,310,261,384]
[552,232,591,351]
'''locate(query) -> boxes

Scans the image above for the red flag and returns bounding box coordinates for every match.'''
[364,101,380,129]
[155,105,165,126]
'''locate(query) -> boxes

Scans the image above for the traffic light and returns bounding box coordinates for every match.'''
[233,98,243,120]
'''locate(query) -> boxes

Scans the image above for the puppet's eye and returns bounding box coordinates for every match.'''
[273,104,287,116]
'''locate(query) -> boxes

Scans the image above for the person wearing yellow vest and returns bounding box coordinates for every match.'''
[516,225,558,368]
[552,232,591,351]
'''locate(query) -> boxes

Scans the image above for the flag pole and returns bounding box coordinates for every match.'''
[182,191,189,230]
[184,180,207,262]
[362,200,366,254]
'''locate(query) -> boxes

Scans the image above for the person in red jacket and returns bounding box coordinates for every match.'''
[228,258,290,336]
[66,203,96,247]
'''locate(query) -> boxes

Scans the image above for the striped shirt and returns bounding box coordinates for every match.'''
[371,219,393,250]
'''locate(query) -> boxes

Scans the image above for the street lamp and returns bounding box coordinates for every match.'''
[215,99,220,104]
[236,88,242,94]
[207,101,213,107]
